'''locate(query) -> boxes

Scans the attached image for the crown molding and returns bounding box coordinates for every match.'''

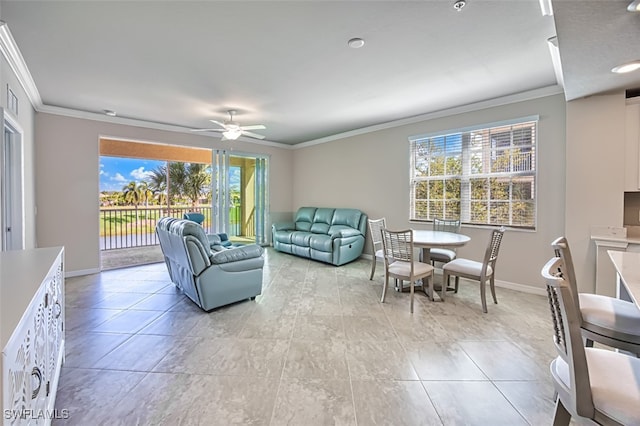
[294,85,565,149]
[0,21,43,108]
[37,104,292,149]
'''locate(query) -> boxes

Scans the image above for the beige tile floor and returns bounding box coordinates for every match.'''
[55,248,558,425]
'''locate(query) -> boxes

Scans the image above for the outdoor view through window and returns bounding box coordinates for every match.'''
[409,119,537,229]
[99,156,241,252]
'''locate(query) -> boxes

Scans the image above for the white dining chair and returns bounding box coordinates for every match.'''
[551,236,640,356]
[367,218,386,280]
[430,217,461,266]
[381,228,434,313]
[541,257,640,425]
[442,227,505,313]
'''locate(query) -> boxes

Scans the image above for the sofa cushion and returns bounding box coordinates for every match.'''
[332,209,362,229]
[295,207,317,231]
[310,223,330,234]
[291,231,313,247]
[309,234,333,252]
[314,208,335,224]
[210,245,264,264]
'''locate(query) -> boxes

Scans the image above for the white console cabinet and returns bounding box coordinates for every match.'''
[1,247,65,425]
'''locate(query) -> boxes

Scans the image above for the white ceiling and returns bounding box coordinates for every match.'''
[0,1,638,145]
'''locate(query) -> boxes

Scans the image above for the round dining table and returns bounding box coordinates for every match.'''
[412,230,471,262]
[404,230,471,298]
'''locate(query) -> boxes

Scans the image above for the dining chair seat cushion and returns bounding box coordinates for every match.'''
[388,261,433,278]
[579,293,640,343]
[443,258,493,277]
[552,347,640,425]
[430,248,456,262]
[375,248,385,261]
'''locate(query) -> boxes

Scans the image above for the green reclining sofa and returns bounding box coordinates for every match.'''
[272,207,367,266]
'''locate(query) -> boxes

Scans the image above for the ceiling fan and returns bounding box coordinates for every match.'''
[191,110,266,141]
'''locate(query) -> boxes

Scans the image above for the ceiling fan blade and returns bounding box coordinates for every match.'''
[240,124,266,131]
[209,120,226,128]
[190,128,224,132]
[241,130,266,140]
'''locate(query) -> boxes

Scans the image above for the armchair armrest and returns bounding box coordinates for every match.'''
[330,228,362,238]
[273,222,295,231]
[210,244,264,264]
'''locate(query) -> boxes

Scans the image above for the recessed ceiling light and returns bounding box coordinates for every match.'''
[612,61,640,74]
[453,0,466,11]
[347,38,365,49]
[104,109,117,117]
[628,0,640,12]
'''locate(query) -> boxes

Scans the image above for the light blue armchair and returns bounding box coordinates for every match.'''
[156,218,264,311]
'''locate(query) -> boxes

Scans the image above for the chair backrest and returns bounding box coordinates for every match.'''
[367,218,386,251]
[183,212,205,225]
[550,236,584,324]
[433,218,461,233]
[541,256,595,419]
[481,227,505,276]
[381,228,414,264]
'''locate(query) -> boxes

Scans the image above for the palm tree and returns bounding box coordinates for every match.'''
[147,165,168,215]
[122,181,142,222]
[122,181,142,206]
[138,181,153,208]
[184,163,211,206]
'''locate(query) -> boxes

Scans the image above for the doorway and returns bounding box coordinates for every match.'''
[1,110,24,251]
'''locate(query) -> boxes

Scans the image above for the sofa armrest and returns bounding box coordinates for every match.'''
[273,222,295,231]
[330,228,362,238]
[210,244,264,264]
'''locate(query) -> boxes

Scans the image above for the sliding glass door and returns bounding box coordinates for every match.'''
[212,150,269,245]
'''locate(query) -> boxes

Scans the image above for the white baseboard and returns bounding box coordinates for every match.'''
[494,279,546,296]
[66,268,100,277]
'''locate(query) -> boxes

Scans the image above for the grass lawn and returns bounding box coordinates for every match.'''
[99,206,240,237]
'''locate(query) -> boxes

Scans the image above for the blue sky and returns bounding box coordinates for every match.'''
[99,156,240,192]
[99,156,163,192]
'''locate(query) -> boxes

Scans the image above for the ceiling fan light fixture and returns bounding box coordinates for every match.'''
[222,129,242,140]
[612,60,640,74]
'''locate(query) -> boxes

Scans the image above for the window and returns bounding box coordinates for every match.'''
[410,117,537,229]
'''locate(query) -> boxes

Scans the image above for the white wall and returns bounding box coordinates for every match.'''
[292,94,566,290]
[34,113,293,274]
[0,49,36,249]
[565,93,626,293]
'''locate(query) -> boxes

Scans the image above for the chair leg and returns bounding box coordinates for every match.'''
[490,276,498,304]
[442,272,449,301]
[428,274,435,302]
[381,272,389,303]
[369,257,377,280]
[480,279,488,313]
[454,276,460,293]
[552,398,571,426]
[410,280,415,313]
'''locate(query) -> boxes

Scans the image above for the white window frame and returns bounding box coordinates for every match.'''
[409,116,538,229]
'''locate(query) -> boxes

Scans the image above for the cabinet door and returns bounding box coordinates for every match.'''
[46,259,63,392]
[3,288,48,425]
